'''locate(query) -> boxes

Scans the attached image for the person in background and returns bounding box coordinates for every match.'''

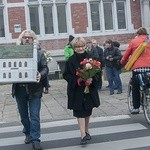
[38,43,51,94]
[63,37,100,145]
[64,35,75,60]
[113,41,120,49]
[120,27,150,114]
[102,42,109,87]
[92,39,104,90]
[12,30,48,150]
[86,39,99,60]
[104,39,122,95]
[113,41,122,89]
[104,41,122,89]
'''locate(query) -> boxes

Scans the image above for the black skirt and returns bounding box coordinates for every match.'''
[73,103,92,118]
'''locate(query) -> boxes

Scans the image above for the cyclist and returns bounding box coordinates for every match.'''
[120,27,150,114]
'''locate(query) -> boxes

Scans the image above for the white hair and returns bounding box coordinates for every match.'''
[16,30,39,45]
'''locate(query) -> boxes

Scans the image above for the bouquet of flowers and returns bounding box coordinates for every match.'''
[76,58,101,93]
[44,51,53,62]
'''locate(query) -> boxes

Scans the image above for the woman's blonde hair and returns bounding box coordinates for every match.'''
[16,30,39,45]
[72,37,86,48]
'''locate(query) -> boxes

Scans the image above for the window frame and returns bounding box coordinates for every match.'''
[27,0,68,36]
[0,2,5,38]
[90,1,101,31]
[116,0,127,30]
[89,0,128,33]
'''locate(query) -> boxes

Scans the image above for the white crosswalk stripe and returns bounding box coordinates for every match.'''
[45,137,150,150]
[0,115,150,150]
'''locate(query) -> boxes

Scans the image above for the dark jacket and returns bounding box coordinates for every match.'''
[87,46,99,60]
[12,50,48,99]
[63,52,100,110]
[104,46,122,68]
[96,46,104,67]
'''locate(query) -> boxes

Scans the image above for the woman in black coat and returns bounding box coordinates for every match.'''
[63,37,100,145]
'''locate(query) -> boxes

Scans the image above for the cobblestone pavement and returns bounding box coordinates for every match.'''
[0,72,132,123]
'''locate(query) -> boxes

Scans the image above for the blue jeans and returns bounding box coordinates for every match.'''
[15,87,41,143]
[106,66,122,93]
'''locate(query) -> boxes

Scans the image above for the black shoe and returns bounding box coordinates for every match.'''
[32,142,42,150]
[80,136,87,145]
[24,135,31,144]
[110,92,114,95]
[117,91,122,94]
[106,85,109,88]
[85,132,91,140]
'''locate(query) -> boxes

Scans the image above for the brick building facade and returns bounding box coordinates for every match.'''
[0,0,150,51]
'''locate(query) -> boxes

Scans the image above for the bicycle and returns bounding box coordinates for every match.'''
[127,72,150,124]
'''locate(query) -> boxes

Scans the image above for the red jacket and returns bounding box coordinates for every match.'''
[120,35,150,70]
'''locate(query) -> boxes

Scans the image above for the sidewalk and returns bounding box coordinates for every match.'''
[0,72,132,123]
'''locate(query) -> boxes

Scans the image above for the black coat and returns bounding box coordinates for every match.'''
[63,52,100,111]
[12,50,48,99]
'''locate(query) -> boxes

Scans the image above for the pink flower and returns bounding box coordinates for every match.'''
[85,63,92,70]
[76,58,101,94]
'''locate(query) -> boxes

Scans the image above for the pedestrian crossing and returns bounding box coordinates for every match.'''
[0,115,150,150]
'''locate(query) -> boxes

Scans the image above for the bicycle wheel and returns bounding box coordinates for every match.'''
[127,80,134,113]
[143,88,150,124]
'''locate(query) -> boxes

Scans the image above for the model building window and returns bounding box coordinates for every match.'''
[8,73,11,78]
[3,62,6,67]
[19,72,22,78]
[14,62,17,67]
[24,61,27,67]
[8,62,11,67]
[25,72,28,78]
[19,62,22,67]
[3,73,6,78]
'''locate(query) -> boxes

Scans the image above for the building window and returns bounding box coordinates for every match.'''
[90,2,100,31]
[57,3,67,33]
[28,0,67,35]
[116,1,126,29]
[103,1,113,30]
[29,6,40,34]
[43,5,54,34]
[0,7,5,37]
[90,0,127,31]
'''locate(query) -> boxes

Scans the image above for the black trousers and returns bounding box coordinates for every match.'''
[132,71,141,109]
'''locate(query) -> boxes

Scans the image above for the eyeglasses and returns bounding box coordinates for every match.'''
[22,36,33,39]
[74,45,85,48]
